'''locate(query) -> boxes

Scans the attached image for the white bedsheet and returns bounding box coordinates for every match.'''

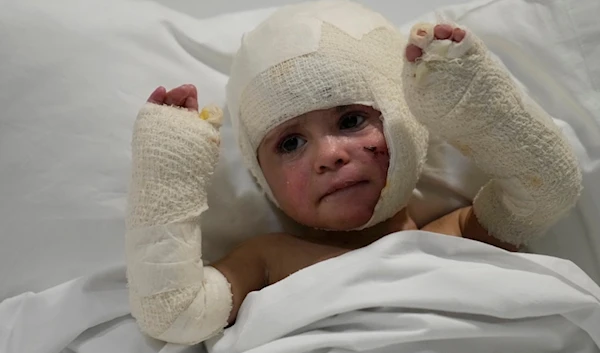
[2,232,599,353]
[207,232,600,353]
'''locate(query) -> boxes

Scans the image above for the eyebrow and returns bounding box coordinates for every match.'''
[261,105,356,147]
[262,119,300,146]
[336,105,352,113]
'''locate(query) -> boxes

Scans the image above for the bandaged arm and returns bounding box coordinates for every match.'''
[125,103,232,344]
[403,32,583,246]
[469,95,582,246]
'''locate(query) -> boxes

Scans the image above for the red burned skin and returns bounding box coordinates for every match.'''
[363,146,388,156]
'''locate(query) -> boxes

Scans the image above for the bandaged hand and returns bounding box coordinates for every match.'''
[126,84,232,345]
[402,23,582,246]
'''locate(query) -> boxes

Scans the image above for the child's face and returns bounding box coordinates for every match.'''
[258,105,389,230]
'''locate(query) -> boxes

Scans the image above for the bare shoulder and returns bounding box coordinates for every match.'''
[260,233,352,284]
[421,206,519,252]
[420,207,464,237]
[211,233,285,324]
[213,231,346,290]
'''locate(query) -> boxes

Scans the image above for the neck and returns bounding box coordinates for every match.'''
[303,208,417,249]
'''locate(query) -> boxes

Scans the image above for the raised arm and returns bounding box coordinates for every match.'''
[125,85,232,344]
[403,23,582,246]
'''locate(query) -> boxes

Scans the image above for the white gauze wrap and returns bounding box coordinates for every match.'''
[402,23,583,245]
[126,103,232,344]
[226,0,429,230]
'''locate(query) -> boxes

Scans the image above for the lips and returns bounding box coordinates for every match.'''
[321,180,369,201]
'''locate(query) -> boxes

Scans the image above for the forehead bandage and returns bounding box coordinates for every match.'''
[226,0,429,229]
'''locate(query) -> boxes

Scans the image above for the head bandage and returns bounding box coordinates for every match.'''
[226,0,429,229]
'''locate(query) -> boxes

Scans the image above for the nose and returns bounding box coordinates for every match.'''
[313,136,350,173]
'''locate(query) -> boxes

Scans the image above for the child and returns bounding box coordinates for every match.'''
[126,0,582,346]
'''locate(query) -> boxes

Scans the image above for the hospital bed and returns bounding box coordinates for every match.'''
[1,0,600,352]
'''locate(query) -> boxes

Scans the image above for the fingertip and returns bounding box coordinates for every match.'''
[165,85,188,106]
[181,84,197,98]
[405,44,423,63]
[452,28,466,42]
[434,24,453,40]
[147,86,167,103]
[185,96,199,112]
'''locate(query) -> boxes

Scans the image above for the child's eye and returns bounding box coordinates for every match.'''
[278,135,307,153]
[339,113,366,130]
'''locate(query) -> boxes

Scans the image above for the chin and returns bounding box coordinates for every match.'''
[320,208,374,231]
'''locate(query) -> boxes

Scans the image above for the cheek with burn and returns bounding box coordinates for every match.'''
[363,135,390,174]
[273,166,313,209]
[363,145,389,157]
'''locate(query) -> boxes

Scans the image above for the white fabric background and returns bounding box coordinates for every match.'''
[147,0,468,21]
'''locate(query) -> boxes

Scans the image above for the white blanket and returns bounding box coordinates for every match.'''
[206,232,600,353]
[3,232,599,353]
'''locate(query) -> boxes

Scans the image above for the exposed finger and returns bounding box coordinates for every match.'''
[452,28,466,42]
[434,24,453,40]
[165,85,192,107]
[186,84,198,99]
[405,44,423,63]
[184,96,199,111]
[147,86,167,104]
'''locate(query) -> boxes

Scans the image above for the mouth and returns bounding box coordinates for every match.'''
[320,180,369,201]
